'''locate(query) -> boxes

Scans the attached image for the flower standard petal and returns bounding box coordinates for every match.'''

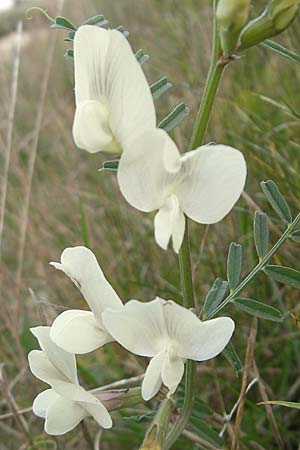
[50,246,123,325]
[177,145,247,224]
[106,29,156,148]
[30,326,78,384]
[73,25,155,154]
[45,397,87,435]
[118,129,182,212]
[50,310,112,354]
[142,351,166,401]
[102,298,167,357]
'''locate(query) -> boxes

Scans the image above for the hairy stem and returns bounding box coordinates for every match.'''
[166,2,225,447]
[207,212,300,319]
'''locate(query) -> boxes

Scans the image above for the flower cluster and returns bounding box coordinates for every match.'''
[29,24,246,436]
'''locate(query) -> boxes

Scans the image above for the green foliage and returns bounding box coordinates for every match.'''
[259,400,300,409]
[83,14,109,27]
[150,77,173,100]
[265,265,300,287]
[158,102,190,132]
[101,160,120,172]
[232,297,284,321]
[135,49,150,65]
[261,180,292,224]
[223,341,243,374]
[203,278,228,319]
[227,242,242,291]
[262,39,300,65]
[253,211,269,258]
[290,229,300,242]
[51,16,77,31]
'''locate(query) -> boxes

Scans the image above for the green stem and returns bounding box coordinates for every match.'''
[188,0,223,150]
[166,2,224,448]
[207,212,300,319]
[178,220,194,309]
[188,63,224,150]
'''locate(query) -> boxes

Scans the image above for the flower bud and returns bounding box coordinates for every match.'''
[240,0,299,50]
[140,399,171,450]
[216,0,251,56]
[140,425,163,450]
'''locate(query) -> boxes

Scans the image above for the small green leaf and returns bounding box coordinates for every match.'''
[222,341,243,375]
[116,26,129,38]
[158,102,189,132]
[254,211,269,259]
[261,180,292,224]
[150,77,172,100]
[64,49,74,60]
[51,16,76,31]
[265,265,300,288]
[135,49,149,65]
[203,278,228,319]
[64,30,75,42]
[101,160,119,172]
[189,419,224,449]
[262,40,300,66]
[258,400,300,410]
[83,15,109,27]
[233,298,284,322]
[192,399,213,419]
[290,230,300,243]
[227,242,242,291]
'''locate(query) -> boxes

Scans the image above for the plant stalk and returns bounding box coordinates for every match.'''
[166,1,225,447]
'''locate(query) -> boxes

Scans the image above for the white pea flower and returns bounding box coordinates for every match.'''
[102,298,234,401]
[72,25,156,155]
[118,129,247,253]
[50,246,123,354]
[28,326,112,435]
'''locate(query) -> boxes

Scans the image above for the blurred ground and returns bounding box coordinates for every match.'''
[0,0,300,449]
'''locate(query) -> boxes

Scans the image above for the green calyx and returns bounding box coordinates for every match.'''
[216,0,251,56]
[240,0,299,50]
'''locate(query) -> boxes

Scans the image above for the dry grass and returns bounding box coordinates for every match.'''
[0,0,300,449]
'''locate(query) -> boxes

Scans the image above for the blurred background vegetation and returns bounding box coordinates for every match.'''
[0,0,300,449]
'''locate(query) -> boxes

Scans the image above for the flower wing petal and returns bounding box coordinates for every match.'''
[161,355,184,396]
[142,351,166,401]
[161,302,235,360]
[178,145,246,224]
[45,397,87,435]
[73,100,117,154]
[50,246,122,324]
[185,318,235,361]
[50,310,112,355]
[30,326,78,384]
[118,129,181,212]
[154,195,185,253]
[28,349,94,402]
[102,298,166,357]
[84,402,113,429]
[32,389,59,419]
